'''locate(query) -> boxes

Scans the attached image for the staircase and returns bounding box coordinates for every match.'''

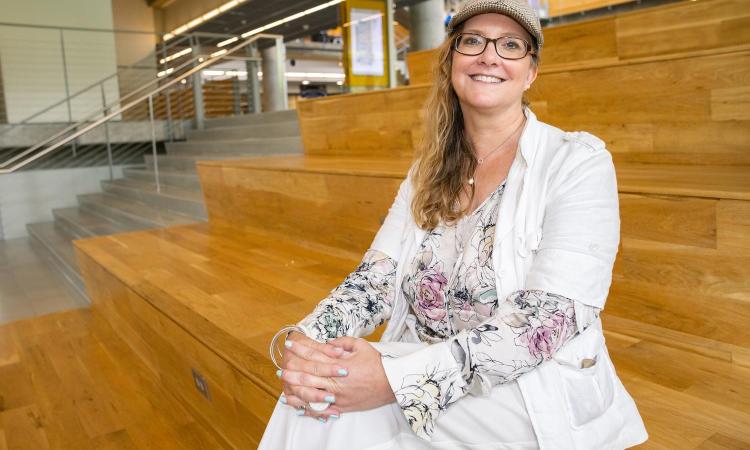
[26,109,303,302]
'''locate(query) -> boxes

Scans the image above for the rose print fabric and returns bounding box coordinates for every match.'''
[297,180,601,442]
[298,249,397,341]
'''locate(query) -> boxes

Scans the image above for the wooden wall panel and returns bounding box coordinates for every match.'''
[300,50,750,165]
[198,162,403,254]
[407,0,750,82]
[549,0,631,17]
[297,85,430,158]
[527,51,750,165]
[615,0,750,59]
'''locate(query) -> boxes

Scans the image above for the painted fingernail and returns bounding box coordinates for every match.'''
[284,340,293,348]
[324,395,336,403]
[276,369,283,378]
[318,417,327,423]
[329,414,340,420]
[296,409,305,416]
[337,368,348,376]
[279,394,287,404]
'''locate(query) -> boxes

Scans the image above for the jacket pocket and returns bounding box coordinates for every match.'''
[552,328,616,428]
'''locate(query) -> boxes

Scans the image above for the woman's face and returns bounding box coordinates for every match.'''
[451,13,538,115]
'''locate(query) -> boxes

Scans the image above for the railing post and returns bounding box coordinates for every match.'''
[232,76,241,115]
[386,0,397,88]
[148,94,161,194]
[245,42,261,114]
[100,84,113,181]
[59,29,76,156]
[161,41,174,142]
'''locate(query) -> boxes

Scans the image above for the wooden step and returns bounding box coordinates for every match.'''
[407,0,750,84]
[0,308,228,448]
[304,48,750,165]
[73,223,361,447]
[71,221,750,449]
[196,154,750,356]
[197,155,412,255]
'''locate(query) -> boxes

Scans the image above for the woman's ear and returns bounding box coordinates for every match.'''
[525,63,538,90]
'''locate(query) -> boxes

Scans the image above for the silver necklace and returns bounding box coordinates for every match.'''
[468,115,526,185]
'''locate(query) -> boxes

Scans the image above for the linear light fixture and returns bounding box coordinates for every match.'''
[200,70,345,80]
[163,0,247,41]
[217,0,345,47]
[159,47,192,64]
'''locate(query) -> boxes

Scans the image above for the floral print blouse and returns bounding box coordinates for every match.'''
[298,180,602,442]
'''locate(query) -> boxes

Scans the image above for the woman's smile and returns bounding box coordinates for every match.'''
[469,74,507,84]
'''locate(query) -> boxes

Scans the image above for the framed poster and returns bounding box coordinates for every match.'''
[341,0,390,90]
[350,8,384,76]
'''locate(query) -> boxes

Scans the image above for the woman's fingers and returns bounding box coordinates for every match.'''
[284,350,349,378]
[284,338,344,364]
[287,384,337,405]
[327,336,359,352]
[280,392,342,422]
[278,368,336,392]
[287,332,345,359]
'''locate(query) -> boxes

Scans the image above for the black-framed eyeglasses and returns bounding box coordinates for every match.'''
[454,32,535,60]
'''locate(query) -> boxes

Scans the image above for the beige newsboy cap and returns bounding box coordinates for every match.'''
[447,0,544,50]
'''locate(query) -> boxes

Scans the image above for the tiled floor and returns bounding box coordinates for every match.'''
[0,237,87,325]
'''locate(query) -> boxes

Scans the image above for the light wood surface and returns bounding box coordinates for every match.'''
[408,0,750,84]
[0,307,227,449]
[23,2,746,446]
[307,55,750,165]
[64,218,750,449]
[194,156,750,357]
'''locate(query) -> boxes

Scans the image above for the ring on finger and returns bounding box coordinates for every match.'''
[307,401,330,412]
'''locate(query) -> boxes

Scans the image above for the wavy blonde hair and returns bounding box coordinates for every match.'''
[411,27,539,230]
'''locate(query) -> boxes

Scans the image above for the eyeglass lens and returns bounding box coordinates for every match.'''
[456,34,529,59]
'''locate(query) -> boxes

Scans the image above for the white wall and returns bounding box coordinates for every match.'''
[0,165,125,239]
[0,0,120,123]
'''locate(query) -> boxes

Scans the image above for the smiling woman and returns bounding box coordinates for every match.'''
[258,1,648,449]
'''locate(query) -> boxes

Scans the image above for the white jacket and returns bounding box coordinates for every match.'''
[370,106,648,449]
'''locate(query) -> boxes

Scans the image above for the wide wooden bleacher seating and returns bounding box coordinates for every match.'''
[410,0,750,84]
[71,0,749,448]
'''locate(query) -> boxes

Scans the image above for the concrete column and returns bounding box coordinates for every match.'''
[191,43,205,130]
[261,38,288,112]
[410,0,445,51]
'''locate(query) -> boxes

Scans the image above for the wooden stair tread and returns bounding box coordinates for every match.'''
[198,154,749,200]
[197,154,413,178]
[616,163,750,201]
[74,222,360,395]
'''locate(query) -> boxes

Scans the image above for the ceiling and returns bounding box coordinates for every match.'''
[183,0,425,47]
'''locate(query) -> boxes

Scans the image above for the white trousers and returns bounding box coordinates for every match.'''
[259,342,540,450]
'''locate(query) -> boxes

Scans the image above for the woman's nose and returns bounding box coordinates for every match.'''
[476,41,501,65]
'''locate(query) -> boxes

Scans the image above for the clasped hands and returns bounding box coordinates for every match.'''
[277,332,396,422]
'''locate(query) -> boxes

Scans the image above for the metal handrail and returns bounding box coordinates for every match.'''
[0,33,280,175]
[0,52,206,169]
[0,34,197,133]
[0,29,243,135]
